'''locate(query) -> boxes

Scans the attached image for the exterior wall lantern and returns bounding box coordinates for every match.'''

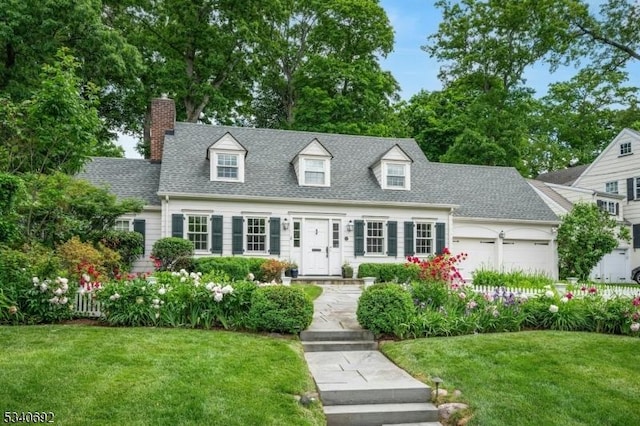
[282,218,289,231]
[499,230,505,239]
[346,220,353,233]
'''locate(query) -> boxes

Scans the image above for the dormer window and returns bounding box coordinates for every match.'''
[372,144,413,190]
[293,138,333,187]
[386,163,407,188]
[304,158,327,185]
[207,132,247,182]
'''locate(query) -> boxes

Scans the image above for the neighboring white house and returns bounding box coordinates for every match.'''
[535,128,640,283]
[78,97,560,280]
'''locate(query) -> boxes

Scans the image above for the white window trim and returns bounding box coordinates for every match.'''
[299,156,331,187]
[365,220,386,256]
[114,219,132,232]
[245,216,269,254]
[210,150,245,182]
[414,222,435,256]
[382,161,410,190]
[605,181,618,194]
[186,214,210,253]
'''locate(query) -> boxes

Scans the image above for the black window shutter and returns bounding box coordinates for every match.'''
[133,219,146,254]
[171,214,184,238]
[628,178,635,201]
[404,222,414,257]
[387,221,397,257]
[634,224,640,249]
[435,222,446,255]
[354,220,365,256]
[616,203,619,216]
[269,217,281,255]
[232,216,244,254]
[211,215,223,254]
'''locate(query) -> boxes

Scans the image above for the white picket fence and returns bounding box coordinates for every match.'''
[74,292,102,317]
[471,284,640,300]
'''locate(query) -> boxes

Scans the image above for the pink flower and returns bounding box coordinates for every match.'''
[631,323,640,333]
[588,287,597,294]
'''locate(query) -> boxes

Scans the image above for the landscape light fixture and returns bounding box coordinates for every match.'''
[432,376,443,401]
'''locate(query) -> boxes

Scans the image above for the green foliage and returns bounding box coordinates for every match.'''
[97,230,143,271]
[356,284,414,337]
[248,286,313,334]
[260,259,288,283]
[0,173,22,244]
[16,172,142,248]
[356,262,420,282]
[410,280,450,310]
[472,269,555,289]
[195,257,268,281]
[56,236,120,283]
[557,202,630,281]
[150,238,194,271]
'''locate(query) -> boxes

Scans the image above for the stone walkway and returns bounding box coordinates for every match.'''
[301,285,441,426]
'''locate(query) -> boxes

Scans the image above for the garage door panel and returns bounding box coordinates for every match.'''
[503,240,551,275]
[451,238,496,281]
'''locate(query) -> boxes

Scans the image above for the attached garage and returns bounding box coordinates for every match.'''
[502,240,553,274]
[590,248,629,283]
[451,238,497,281]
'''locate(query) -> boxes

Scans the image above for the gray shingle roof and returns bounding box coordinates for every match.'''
[536,164,589,185]
[77,157,161,206]
[157,124,557,221]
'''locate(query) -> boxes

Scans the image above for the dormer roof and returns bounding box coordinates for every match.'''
[206,132,247,160]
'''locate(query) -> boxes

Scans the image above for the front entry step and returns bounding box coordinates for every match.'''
[300,330,374,342]
[324,402,439,426]
[303,340,377,352]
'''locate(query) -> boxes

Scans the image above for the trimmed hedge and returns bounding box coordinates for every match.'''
[357,262,420,283]
[195,257,268,281]
[248,286,313,333]
[151,238,194,271]
[356,283,415,337]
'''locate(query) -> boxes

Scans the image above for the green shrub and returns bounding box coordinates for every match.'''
[151,238,194,271]
[248,286,313,333]
[357,263,420,283]
[172,256,196,273]
[410,280,450,309]
[97,230,143,271]
[472,269,554,289]
[356,283,415,338]
[195,257,268,281]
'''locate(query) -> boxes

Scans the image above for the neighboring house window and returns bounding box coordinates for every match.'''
[386,163,407,188]
[366,221,384,254]
[332,222,340,248]
[114,219,131,232]
[247,217,267,253]
[293,221,301,248]
[304,159,326,185]
[636,178,640,199]
[605,181,618,194]
[187,215,209,251]
[415,223,434,255]
[217,153,239,179]
[620,142,632,155]
[604,201,617,215]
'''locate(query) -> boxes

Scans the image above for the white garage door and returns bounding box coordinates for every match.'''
[451,238,496,281]
[590,249,629,283]
[502,240,553,275]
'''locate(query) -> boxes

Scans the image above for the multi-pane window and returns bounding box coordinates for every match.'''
[415,223,433,255]
[386,164,406,188]
[604,201,617,215]
[332,222,340,248]
[620,142,632,155]
[217,153,239,179]
[293,221,301,248]
[366,221,384,254]
[247,218,267,252]
[187,215,208,251]
[114,219,131,232]
[635,177,640,199]
[304,159,325,185]
[605,181,618,194]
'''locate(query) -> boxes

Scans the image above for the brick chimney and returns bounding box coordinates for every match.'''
[150,95,176,162]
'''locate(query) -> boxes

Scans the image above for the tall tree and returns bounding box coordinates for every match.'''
[252,0,402,136]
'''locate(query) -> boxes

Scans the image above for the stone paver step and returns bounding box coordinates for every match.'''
[300,329,375,342]
[303,340,377,352]
[318,384,430,405]
[382,423,442,426]
[323,402,439,426]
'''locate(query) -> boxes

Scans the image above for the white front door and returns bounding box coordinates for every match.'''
[304,219,330,275]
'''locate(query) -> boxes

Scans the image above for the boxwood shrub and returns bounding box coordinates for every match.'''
[248,286,313,333]
[356,283,415,337]
[150,237,194,271]
[195,257,268,281]
[357,262,420,283]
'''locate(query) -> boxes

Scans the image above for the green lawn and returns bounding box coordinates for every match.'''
[382,331,640,426]
[0,326,324,426]
[293,283,323,301]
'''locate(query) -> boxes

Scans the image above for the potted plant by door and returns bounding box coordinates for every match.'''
[342,262,353,279]
[289,262,299,278]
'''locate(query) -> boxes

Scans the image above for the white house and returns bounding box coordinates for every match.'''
[535,128,640,283]
[79,97,559,280]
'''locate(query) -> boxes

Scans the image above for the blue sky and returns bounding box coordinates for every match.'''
[118,0,639,157]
